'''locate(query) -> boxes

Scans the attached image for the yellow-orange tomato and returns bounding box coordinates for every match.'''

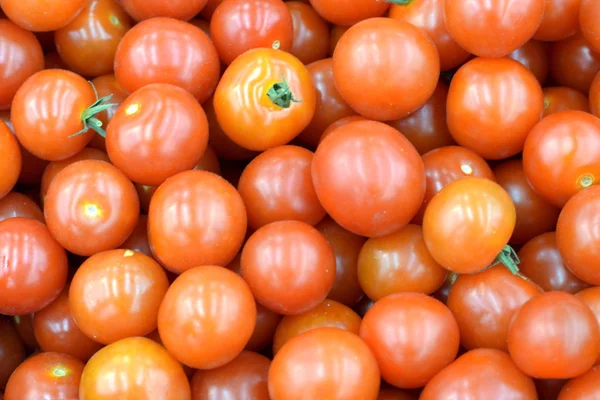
[213,48,316,151]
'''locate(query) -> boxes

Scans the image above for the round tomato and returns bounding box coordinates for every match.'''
[333,18,439,121]
[158,266,256,369]
[576,287,600,363]
[308,0,389,26]
[543,86,590,116]
[549,32,600,94]
[590,72,600,118]
[580,0,600,53]
[10,315,36,352]
[558,366,600,400]
[535,0,580,41]
[1,0,88,31]
[286,1,329,65]
[0,122,20,200]
[0,317,25,389]
[312,120,425,237]
[328,25,347,55]
[214,47,316,151]
[0,192,44,223]
[89,74,129,151]
[245,303,282,352]
[507,39,550,84]
[269,327,380,400]
[318,115,367,144]
[120,0,208,21]
[120,215,152,257]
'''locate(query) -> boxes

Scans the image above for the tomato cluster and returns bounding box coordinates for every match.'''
[2,0,600,399]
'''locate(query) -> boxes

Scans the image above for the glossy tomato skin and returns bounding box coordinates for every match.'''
[158,266,256,370]
[543,86,589,116]
[308,0,389,26]
[507,39,550,84]
[445,0,544,57]
[420,349,537,400]
[523,110,600,208]
[508,292,599,379]
[1,0,88,31]
[106,83,209,186]
[423,177,516,274]
[333,18,439,121]
[0,122,20,199]
[447,57,544,160]
[580,0,600,53]
[575,287,600,363]
[590,72,600,118]
[214,48,316,151]
[120,0,208,21]
[558,366,600,400]
[0,20,43,110]
[0,192,44,223]
[11,70,97,161]
[90,74,128,141]
[44,160,140,256]
[0,317,26,389]
[550,32,600,94]
[210,0,293,65]
[148,170,247,273]
[535,0,580,41]
[241,220,336,315]
[80,337,191,400]
[114,17,220,104]
[312,120,425,238]
[269,327,380,400]
[286,1,329,65]
[0,218,68,315]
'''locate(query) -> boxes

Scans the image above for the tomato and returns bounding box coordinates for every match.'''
[360,293,459,389]
[272,299,361,354]
[444,0,544,57]
[580,0,600,53]
[114,17,220,104]
[33,287,103,362]
[312,120,425,237]
[333,18,439,121]
[523,110,600,208]
[0,317,25,389]
[158,266,256,369]
[0,20,43,110]
[358,224,447,300]
[318,115,367,144]
[89,74,128,151]
[447,57,544,160]
[507,40,550,84]
[387,82,455,155]
[576,287,600,363]
[558,366,600,399]
[328,25,347,56]
[591,72,600,118]
[135,184,156,214]
[245,302,282,352]
[0,218,67,315]
[508,292,599,379]
[0,122,20,200]
[494,159,560,245]
[44,52,67,69]
[121,215,152,257]
[148,170,247,273]
[4,352,84,400]
[420,349,537,400]
[286,1,329,65]
[214,48,316,151]
[388,0,470,71]
[423,177,516,274]
[415,145,495,224]
[308,0,389,26]
[44,160,140,256]
[191,351,270,400]
[543,86,590,116]
[120,0,208,21]
[534,0,580,41]
[518,232,589,293]
[550,32,600,94]
[1,0,87,31]
[0,192,44,223]
[10,315,37,352]
[80,336,191,399]
[269,327,380,400]
[17,145,49,186]
[237,145,325,230]
[241,220,336,315]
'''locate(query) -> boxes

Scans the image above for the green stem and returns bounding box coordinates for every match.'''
[70,82,117,138]
[491,245,520,275]
[266,75,301,109]
[385,0,413,4]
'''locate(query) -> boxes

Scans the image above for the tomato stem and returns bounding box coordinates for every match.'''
[491,245,520,275]
[385,0,413,4]
[70,82,117,138]
[267,75,301,109]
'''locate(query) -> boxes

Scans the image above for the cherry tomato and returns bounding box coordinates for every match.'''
[590,72,600,118]
[0,192,44,223]
[245,302,282,352]
[0,20,43,110]
[312,120,425,237]
[114,17,220,103]
[447,57,543,160]
[1,0,88,31]
[80,336,191,400]
[420,349,537,400]
[17,145,49,186]
[576,287,600,363]
[549,32,600,93]
[0,317,25,389]
[286,1,329,65]
[120,0,208,21]
[444,0,544,57]
[333,18,439,121]
[308,0,389,26]
[543,86,590,116]
[214,48,316,151]
[508,292,599,379]
[121,215,152,257]
[523,110,600,208]
[269,327,380,400]
[507,39,550,84]
[148,170,247,273]
[360,293,459,389]
[580,0,600,53]
[423,177,516,274]
[328,25,347,56]
[191,351,270,400]
[10,314,37,351]
[318,115,367,144]
[535,0,580,41]
[44,160,140,256]
[89,74,128,150]
[0,122,20,200]
[158,266,256,369]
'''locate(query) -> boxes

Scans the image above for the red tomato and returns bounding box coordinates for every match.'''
[244,302,282,352]
[44,160,140,256]
[286,1,329,65]
[17,145,49,186]
[1,0,88,31]
[447,57,543,160]
[508,292,599,379]
[0,318,25,389]
[523,110,600,207]
[580,0,600,53]
[328,25,347,56]
[148,170,247,273]
[558,366,600,399]
[89,74,129,147]
[158,266,256,369]
[312,120,425,237]
[0,122,20,200]
[308,0,389,26]
[194,144,221,175]
[318,115,367,144]
[241,220,336,315]
[121,215,152,257]
[269,327,380,400]
[360,293,459,389]
[420,349,537,400]
[333,18,439,121]
[80,337,191,399]
[120,0,208,21]
[114,17,220,103]
[535,0,580,41]
[10,315,37,352]
[0,20,43,110]
[507,39,550,84]
[444,0,544,57]
[0,218,67,315]
[591,72,600,117]
[0,192,44,223]
[543,86,590,116]
[549,32,600,93]
[576,287,600,363]
[214,48,316,151]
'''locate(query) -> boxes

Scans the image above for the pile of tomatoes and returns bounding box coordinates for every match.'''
[2,0,600,398]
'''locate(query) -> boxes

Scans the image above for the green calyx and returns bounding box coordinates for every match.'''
[491,245,520,275]
[266,75,301,109]
[385,0,413,5]
[70,82,117,138]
